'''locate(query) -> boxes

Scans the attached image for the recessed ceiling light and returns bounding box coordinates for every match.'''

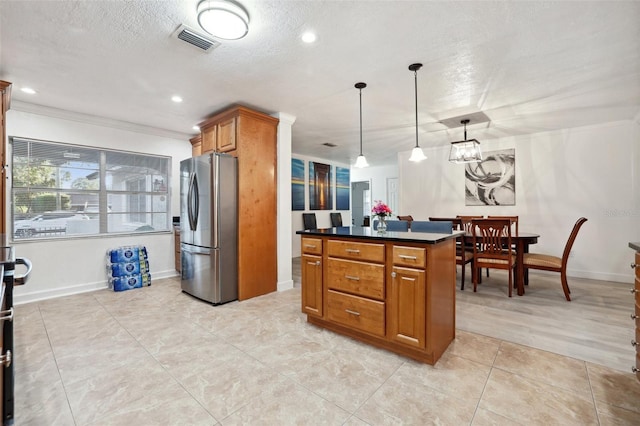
[301,32,317,43]
[192,126,200,131]
[171,95,183,103]
[21,87,36,94]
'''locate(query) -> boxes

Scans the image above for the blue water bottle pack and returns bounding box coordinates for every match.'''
[106,245,151,292]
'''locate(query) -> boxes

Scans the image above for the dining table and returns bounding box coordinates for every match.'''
[463,232,540,296]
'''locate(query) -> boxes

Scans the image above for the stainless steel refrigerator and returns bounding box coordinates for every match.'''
[180,153,237,304]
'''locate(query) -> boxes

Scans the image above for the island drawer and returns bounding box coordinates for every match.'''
[327,240,384,263]
[392,246,426,268]
[302,237,323,255]
[326,258,385,300]
[326,290,385,337]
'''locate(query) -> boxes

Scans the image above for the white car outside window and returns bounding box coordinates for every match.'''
[14,212,90,238]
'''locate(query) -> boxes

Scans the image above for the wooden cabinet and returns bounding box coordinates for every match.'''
[300,234,456,365]
[174,227,181,272]
[0,81,11,235]
[198,106,278,300]
[190,134,202,157]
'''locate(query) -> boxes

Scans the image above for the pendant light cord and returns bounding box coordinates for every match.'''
[414,69,419,148]
[359,87,363,156]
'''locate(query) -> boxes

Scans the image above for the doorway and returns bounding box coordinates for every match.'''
[351,180,371,227]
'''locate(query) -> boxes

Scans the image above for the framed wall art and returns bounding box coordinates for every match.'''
[465,148,515,206]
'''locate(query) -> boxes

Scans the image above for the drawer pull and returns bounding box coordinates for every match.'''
[305,244,317,249]
[398,254,417,260]
[633,366,639,373]
[632,314,639,320]
[631,289,638,294]
[344,275,360,281]
[345,249,360,254]
[0,308,13,322]
[0,350,11,368]
[315,261,321,266]
[632,263,638,269]
[632,340,638,347]
[345,309,360,316]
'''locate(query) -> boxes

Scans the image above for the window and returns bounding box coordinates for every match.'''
[11,137,171,240]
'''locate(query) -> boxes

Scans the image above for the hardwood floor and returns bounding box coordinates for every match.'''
[292,257,636,373]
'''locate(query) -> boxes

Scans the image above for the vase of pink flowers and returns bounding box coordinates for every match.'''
[372,200,392,233]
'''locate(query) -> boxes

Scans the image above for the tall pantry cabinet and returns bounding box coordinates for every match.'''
[192,106,279,301]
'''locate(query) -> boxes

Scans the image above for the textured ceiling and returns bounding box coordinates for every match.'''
[1,0,639,166]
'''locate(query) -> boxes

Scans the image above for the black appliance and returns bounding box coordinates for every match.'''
[1,247,31,425]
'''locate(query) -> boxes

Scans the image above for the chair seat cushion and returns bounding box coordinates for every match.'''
[523,253,562,269]
[476,254,516,265]
[456,251,474,263]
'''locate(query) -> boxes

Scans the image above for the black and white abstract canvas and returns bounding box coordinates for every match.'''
[465,148,515,206]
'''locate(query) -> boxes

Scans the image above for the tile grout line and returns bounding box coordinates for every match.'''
[584,362,602,426]
[469,339,503,425]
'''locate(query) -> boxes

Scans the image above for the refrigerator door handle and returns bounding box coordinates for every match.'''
[187,172,194,230]
[192,172,200,229]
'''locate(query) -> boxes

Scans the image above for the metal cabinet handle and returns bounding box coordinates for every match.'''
[305,244,317,249]
[633,366,639,373]
[345,309,360,316]
[0,351,11,368]
[315,261,320,266]
[632,263,638,269]
[631,289,638,294]
[632,313,639,320]
[345,275,360,281]
[14,257,33,286]
[0,308,13,322]
[399,255,417,260]
[391,272,397,278]
[632,340,638,347]
[345,249,360,254]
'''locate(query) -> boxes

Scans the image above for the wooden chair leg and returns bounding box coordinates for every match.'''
[507,267,512,297]
[460,262,466,290]
[471,263,478,292]
[561,272,571,301]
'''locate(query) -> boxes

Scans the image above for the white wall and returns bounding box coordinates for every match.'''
[399,120,640,283]
[351,163,400,212]
[291,154,352,257]
[7,109,192,303]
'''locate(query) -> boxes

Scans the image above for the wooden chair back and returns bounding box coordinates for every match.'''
[472,219,512,258]
[457,215,484,233]
[397,215,414,222]
[488,215,519,235]
[561,217,588,269]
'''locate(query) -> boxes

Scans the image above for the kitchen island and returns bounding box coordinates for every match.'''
[297,227,462,365]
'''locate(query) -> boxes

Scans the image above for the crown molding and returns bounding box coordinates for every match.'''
[10,100,192,140]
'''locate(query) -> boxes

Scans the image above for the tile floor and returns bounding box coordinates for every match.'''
[14,276,640,425]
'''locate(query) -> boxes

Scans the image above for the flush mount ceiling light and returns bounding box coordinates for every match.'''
[408,63,427,162]
[197,0,249,40]
[449,119,483,164]
[354,82,369,168]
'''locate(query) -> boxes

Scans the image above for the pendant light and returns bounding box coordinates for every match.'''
[354,82,369,168]
[408,63,427,162]
[448,119,483,163]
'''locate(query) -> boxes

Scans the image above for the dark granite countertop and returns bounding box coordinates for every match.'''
[296,226,463,244]
[629,242,640,251]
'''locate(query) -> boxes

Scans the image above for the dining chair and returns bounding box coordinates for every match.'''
[302,213,317,230]
[330,212,343,227]
[472,218,516,297]
[522,217,588,301]
[373,220,409,231]
[429,217,474,288]
[396,215,414,229]
[458,215,490,279]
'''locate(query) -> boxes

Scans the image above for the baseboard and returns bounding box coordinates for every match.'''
[566,268,632,284]
[15,269,179,305]
[277,279,294,292]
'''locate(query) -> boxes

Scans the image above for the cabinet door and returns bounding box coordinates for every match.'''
[202,126,216,153]
[301,254,323,317]
[216,116,237,152]
[388,266,425,349]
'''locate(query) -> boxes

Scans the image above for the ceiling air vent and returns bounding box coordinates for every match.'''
[322,143,337,147]
[172,24,220,53]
